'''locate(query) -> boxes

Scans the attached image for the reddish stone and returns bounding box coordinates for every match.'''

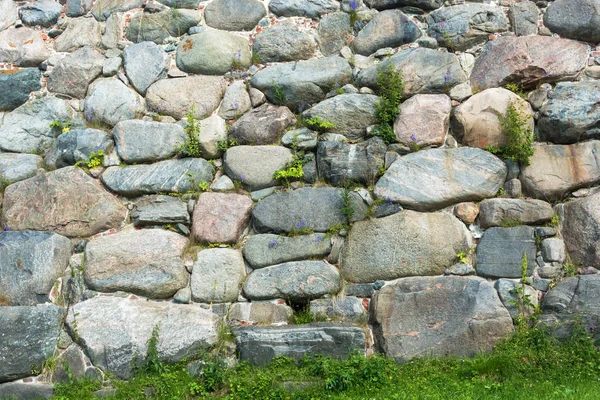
[191,192,253,244]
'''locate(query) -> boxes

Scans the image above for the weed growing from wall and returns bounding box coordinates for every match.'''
[371,64,404,144]
[179,105,203,158]
[487,100,534,165]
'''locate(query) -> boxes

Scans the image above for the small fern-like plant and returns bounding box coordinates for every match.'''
[179,105,202,158]
[372,64,404,144]
[304,116,336,132]
[488,101,534,166]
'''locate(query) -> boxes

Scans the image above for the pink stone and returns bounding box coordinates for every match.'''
[191,192,253,244]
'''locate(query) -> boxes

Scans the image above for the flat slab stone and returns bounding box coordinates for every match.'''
[190,248,246,303]
[66,296,219,378]
[113,120,187,163]
[204,0,266,31]
[478,198,554,229]
[371,276,513,360]
[101,158,214,197]
[310,296,368,323]
[191,192,253,244]
[0,68,41,111]
[234,323,365,366]
[0,153,43,184]
[374,147,506,211]
[132,195,190,226]
[228,301,293,325]
[561,191,600,269]
[243,233,331,269]
[2,167,126,238]
[0,381,54,400]
[0,231,71,306]
[475,226,536,279]
[268,0,340,18]
[125,9,200,44]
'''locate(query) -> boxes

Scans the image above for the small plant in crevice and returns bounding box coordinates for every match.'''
[145,324,165,375]
[179,105,203,158]
[563,262,578,277]
[74,150,104,170]
[505,82,527,100]
[441,28,456,51]
[273,142,306,187]
[216,137,239,152]
[486,100,534,166]
[49,119,71,134]
[511,251,539,327]
[456,250,468,264]
[371,63,404,145]
[303,116,336,132]
[272,81,286,105]
[340,181,355,225]
[288,303,328,325]
[288,221,314,237]
[548,213,559,227]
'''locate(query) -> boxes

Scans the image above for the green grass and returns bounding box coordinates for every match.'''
[51,326,600,400]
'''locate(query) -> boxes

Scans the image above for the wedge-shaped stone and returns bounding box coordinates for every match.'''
[352,9,421,56]
[268,0,339,18]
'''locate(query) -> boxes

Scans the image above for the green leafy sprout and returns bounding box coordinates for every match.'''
[371,64,404,144]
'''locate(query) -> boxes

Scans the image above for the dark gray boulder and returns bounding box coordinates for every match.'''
[243,233,331,269]
[268,0,339,18]
[365,0,444,11]
[317,12,352,56]
[475,226,536,279]
[204,0,266,31]
[113,120,187,163]
[0,68,41,111]
[561,191,600,269]
[18,0,62,27]
[132,195,190,226]
[508,1,538,36]
[0,381,54,400]
[44,129,113,169]
[544,0,600,43]
[66,0,94,17]
[228,104,295,145]
[253,22,317,63]
[352,10,421,56]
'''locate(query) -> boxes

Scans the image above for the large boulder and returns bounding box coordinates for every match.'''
[0,381,54,400]
[0,68,41,111]
[18,0,62,27]
[2,167,126,237]
[228,104,295,145]
[451,88,534,149]
[223,145,293,191]
[113,120,187,163]
[92,0,144,21]
[243,233,331,269]
[470,36,588,91]
[317,12,351,56]
[543,0,600,43]
[520,141,600,200]
[0,231,71,306]
[235,324,365,366]
[0,153,43,183]
[357,48,467,97]
[243,261,341,300]
[66,297,219,378]
[371,276,513,360]
[352,10,421,56]
[250,56,352,112]
[252,187,368,233]
[253,22,316,63]
[176,30,251,75]
[0,0,18,32]
[0,305,64,383]
[47,47,105,99]
[538,81,600,144]
[123,41,169,95]
[146,76,227,120]
[204,0,266,31]
[478,198,554,229]
[125,9,201,44]
[394,94,451,148]
[190,248,246,303]
[84,78,145,127]
[560,192,600,268]
[84,229,189,298]
[54,18,103,52]
[102,158,214,197]
[342,211,470,283]
[44,129,113,169]
[268,0,339,18]
[475,226,536,279]
[374,148,507,211]
[191,192,253,244]
[0,27,48,67]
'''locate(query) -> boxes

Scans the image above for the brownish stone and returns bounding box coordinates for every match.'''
[453,202,480,225]
[191,192,253,244]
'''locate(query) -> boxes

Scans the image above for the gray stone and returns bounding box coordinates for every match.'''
[243,233,331,269]
[176,30,251,75]
[102,14,123,49]
[0,27,48,67]
[250,56,352,112]
[157,0,200,8]
[146,76,227,120]
[269,0,339,18]
[223,145,293,191]
[252,187,368,234]
[394,94,451,148]
[44,128,113,169]
[426,4,508,51]
[18,0,62,27]
[191,248,246,303]
[228,301,293,325]
[0,305,64,383]
[0,381,54,400]
[0,231,71,306]
[352,10,421,56]
[244,261,341,300]
[218,81,251,120]
[0,97,75,154]
[317,12,351,56]
[103,57,122,76]
[84,228,189,298]
[371,276,513,360]
[253,22,316,63]
[520,142,600,200]
[249,87,266,107]
[91,0,144,21]
[302,94,378,140]
[495,279,539,319]
[0,153,43,184]
[66,0,94,17]
[126,9,201,44]
[541,238,566,263]
[132,195,190,226]
[84,78,145,127]
[113,120,187,163]
[102,159,214,197]
[310,296,367,322]
[211,175,234,192]
[204,0,266,31]
[282,128,318,150]
[475,226,536,279]
[51,344,87,383]
[538,81,600,144]
[342,210,470,283]
[357,48,467,97]
[445,262,475,276]
[0,68,41,111]
[235,323,365,366]
[478,198,555,229]
[54,17,103,53]
[543,0,600,43]
[174,287,191,304]
[191,192,253,244]
[0,0,18,32]
[47,47,105,99]
[198,114,227,159]
[366,0,443,10]
[66,296,219,378]
[228,104,295,145]
[317,138,386,187]
[374,148,506,211]
[561,192,600,268]
[123,41,169,95]
[508,1,538,36]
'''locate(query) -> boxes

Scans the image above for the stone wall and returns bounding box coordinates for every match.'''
[2,0,600,397]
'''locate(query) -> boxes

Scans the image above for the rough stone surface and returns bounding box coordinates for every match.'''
[218,81,251,120]
[317,138,386,187]
[543,0,600,43]
[478,198,554,229]
[66,0,94,17]
[228,301,293,325]
[204,0,266,31]
[470,36,588,91]
[84,78,145,127]
[158,0,200,8]
[0,153,43,184]
[253,22,316,63]
[48,47,105,99]
[84,229,189,298]
[0,27,48,67]
[352,10,421,56]
[191,248,246,303]
[317,12,351,56]
[310,296,368,322]
[125,9,201,44]
[495,279,539,319]
[223,145,293,191]
[198,114,227,159]
[541,238,566,263]
[191,192,253,244]
[132,195,190,226]
[18,0,62,27]
[123,41,169,95]
[394,94,451,148]
[509,1,538,36]
[228,104,295,145]
[146,76,227,120]
[66,297,219,378]
[252,187,368,234]
[244,261,341,301]
[113,120,187,163]
[2,167,126,237]
[374,148,507,211]
[0,305,64,383]
[0,231,71,306]
[102,159,214,197]
[54,18,103,53]
[269,0,340,18]
[475,226,536,279]
[342,210,470,283]
[235,324,365,366]
[92,0,144,21]
[561,192,600,268]
[44,129,113,169]
[366,0,443,11]
[243,233,331,269]
[371,276,513,360]
[0,381,54,400]
[0,0,18,32]
[0,68,41,111]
